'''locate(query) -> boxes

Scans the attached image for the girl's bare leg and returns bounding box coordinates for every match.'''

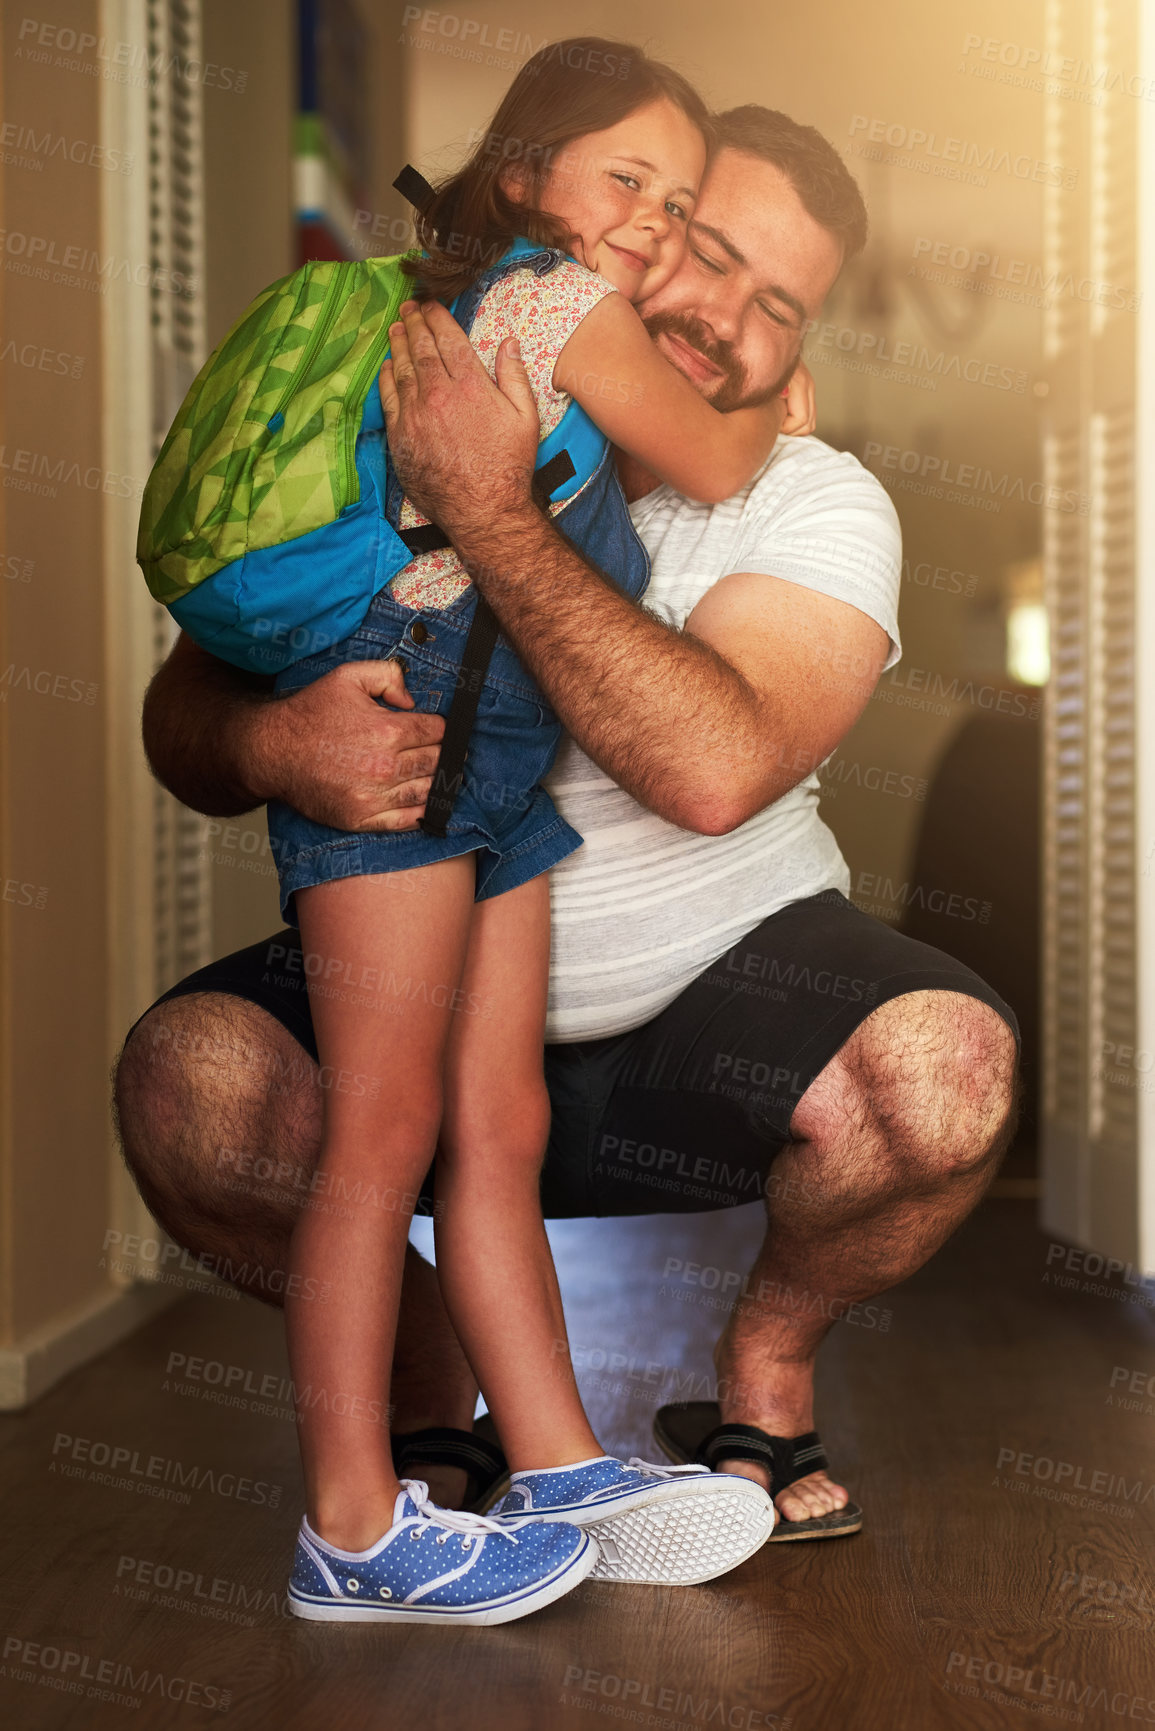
[287,854,475,1551]
[436,873,602,1472]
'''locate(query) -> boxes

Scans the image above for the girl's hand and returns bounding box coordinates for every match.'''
[780,360,817,437]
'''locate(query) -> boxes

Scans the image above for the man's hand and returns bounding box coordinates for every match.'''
[140,633,445,828]
[378,299,540,543]
[252,659,445,831]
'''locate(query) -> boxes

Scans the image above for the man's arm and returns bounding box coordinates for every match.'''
[417,505,883,834]
[141,632,445,831]
[379,301,888,835]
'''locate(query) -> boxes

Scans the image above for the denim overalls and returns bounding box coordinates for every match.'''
[267,246,651,917]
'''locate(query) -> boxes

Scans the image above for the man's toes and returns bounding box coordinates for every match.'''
[776,1472,848,1523]
[776,1487,820,1523]
[708,1462,851,1523]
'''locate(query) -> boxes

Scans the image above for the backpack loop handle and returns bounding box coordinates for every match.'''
[392,164,437,217]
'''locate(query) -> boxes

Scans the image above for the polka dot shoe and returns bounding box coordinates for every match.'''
[486,1456,776,1585]
[288,1479,598,1624]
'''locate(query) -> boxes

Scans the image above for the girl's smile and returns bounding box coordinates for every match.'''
[528,97,707,302]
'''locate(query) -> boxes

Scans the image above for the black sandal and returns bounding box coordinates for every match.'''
[391,1424,508,1514]
[653,1400,862,1541]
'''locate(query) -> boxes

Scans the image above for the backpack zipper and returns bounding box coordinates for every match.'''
[279,267,344,415]
[338,256,420,507]
[340,322,395,506]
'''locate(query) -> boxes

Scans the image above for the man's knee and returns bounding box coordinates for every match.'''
[113,992,322,1224]
[933,998,1018,1167]
[870,992,1016,1174]
[798,990,1018,1178]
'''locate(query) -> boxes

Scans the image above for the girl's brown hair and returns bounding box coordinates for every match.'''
[404,38,710,302]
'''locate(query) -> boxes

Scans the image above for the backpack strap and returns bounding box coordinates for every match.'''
[399,455,572,563]
[399,524,451,558]
[535,450,576,500]
[392,164,437,215]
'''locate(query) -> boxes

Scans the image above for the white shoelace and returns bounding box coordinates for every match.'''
[401,1479,521,1544]
[625,1457,709,1478]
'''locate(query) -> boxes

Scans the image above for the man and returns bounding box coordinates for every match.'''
[115,105,1018,1538]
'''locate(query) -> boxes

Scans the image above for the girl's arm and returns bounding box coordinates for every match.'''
[552,292,785,504]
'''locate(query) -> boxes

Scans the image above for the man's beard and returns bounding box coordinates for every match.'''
[642,310,797,412]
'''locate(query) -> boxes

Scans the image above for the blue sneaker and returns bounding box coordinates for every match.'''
[487,1456,776,1585]
[288,1479,598,1624]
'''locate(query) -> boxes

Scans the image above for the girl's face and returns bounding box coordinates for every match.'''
[531,97,707,302]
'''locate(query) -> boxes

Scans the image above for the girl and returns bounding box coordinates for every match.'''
[278,39,799,1625]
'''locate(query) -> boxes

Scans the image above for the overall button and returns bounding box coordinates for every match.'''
[410,620,430,645]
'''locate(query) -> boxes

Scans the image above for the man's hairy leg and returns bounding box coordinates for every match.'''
[712,990,1018,1523]
[112,993,478,1504]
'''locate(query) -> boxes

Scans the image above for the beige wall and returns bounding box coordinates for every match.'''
[201,2,295,356]
[0,0,110,1344]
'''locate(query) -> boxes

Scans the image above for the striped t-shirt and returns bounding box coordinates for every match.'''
[542,434,903,1043]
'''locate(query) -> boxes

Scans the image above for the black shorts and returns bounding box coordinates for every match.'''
[134,889,1018,1219]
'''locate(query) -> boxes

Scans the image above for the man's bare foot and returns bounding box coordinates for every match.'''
[713,1349,852,1523]
[716,1456,850,1524]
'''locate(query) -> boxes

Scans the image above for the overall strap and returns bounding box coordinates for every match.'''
[416,455,575,840]
[418,599,500,838]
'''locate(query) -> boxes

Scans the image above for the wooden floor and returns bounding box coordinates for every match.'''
[2,1198,1153,1730]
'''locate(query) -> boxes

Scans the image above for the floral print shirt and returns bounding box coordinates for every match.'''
[391,258,617,610]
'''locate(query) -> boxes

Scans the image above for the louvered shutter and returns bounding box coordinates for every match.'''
[103,0,212,1286]
[1041,0,1152,1265]
[148,0,212,993]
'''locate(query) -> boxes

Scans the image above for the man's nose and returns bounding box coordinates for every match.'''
[695,278,742,343]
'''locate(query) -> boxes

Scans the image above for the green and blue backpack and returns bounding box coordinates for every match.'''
[136,237,607,677]
[136,172,651,835]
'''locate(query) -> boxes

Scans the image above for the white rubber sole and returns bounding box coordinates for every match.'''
[577,1479,776,1585]
[287,1530,598,1626]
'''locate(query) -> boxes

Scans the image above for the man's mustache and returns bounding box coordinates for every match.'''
[642,311,794,412]
[641,312,748,404]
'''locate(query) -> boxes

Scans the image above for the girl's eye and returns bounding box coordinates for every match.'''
[665,200,689,222]
[611,172,641,191]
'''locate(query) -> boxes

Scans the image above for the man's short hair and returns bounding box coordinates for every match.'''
[712,105,868,262]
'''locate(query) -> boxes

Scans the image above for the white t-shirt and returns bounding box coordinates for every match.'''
[542,434,903,1043]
